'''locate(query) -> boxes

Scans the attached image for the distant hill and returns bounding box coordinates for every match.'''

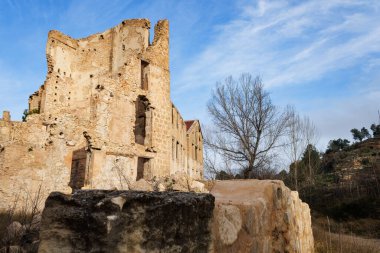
[298,137,380,238]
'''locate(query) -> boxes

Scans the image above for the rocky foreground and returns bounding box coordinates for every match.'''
[37,180,313,253]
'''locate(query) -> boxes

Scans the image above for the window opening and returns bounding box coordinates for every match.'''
[136,157,150,180]
[134,96,151,145]
[69,148,88,191]
[141,60,149,90]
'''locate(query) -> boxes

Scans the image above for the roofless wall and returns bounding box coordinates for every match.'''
[0,19,203,211]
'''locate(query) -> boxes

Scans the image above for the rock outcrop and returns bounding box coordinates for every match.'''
[38,180,314,253]
[210,180,314,253]
[38,190,214,253]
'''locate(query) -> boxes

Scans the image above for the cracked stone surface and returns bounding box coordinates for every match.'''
[38,180,314,253]
[38,190,215,253]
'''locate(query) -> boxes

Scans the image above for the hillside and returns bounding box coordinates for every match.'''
[299,137,380,238]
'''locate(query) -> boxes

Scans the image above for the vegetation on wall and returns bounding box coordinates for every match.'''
[21,109,40,122]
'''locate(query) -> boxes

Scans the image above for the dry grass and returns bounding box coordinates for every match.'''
[0,185,45,253]
[314,219,380,253]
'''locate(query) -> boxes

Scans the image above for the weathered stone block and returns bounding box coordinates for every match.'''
[38,190,215,253]
[210,180,314,253]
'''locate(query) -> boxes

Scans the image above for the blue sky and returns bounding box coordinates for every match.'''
[0,0,379,150]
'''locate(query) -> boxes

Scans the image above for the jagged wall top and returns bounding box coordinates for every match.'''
[35,19,169,116]
[46,19,169,76]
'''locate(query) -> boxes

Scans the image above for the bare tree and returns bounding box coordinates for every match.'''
[285,108,307,191]
[1,184,45,251]
[112,159,132,189]
[206,74,290,178]
[303,116,319,184]
[204,143,237,179]
[284,108,319,190]
[203,126,237,179]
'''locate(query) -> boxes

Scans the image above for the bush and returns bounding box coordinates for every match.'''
[21,108,40,122]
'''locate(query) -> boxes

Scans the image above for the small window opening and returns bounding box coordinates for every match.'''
[141,60,149,90]
[172,107,174,124]
[136,157,150,181]
[172,139,175,160]
[176,141,179,159]
[134,96,151,145]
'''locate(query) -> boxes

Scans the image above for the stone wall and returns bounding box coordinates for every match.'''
[185,120,203,179]
[0,19,204,211]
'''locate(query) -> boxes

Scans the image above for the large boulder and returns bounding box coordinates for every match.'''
[38,190,214,253]
[210,180,314,253]
[37,180,314,253]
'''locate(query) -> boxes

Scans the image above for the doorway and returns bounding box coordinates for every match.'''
[69,148,88,191]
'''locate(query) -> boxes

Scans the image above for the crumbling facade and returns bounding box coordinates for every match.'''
[0,19,203,210]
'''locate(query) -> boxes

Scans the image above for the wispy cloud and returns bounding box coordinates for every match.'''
[170,0,380,149]
[1,0,379,147]
[173,0,380,93]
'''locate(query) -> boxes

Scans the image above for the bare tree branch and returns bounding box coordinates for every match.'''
[205,73,290,178]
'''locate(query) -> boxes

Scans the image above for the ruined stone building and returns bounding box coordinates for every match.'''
[0,19,203,209]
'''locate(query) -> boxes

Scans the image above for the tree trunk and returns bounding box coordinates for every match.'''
[294,162,298,191]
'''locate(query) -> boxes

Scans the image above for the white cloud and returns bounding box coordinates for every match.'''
[173,0,380,93]
[171,0,380,152]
